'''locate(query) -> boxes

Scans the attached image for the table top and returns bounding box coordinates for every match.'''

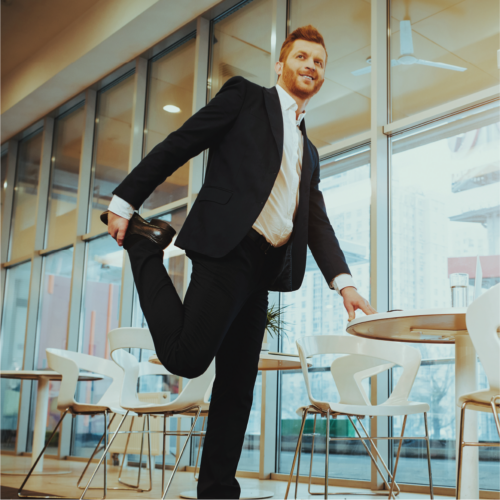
[0,370,103,381]
[346,307,468,344]
[149,352,311,371]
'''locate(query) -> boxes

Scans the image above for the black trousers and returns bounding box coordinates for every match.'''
[127,230,287,499]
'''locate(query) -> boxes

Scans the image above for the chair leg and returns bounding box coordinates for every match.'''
[162,414,167,493]
[325,409,330,500]
[193,416,206,481]
[103,410,108,497]
[285,408,308,500]
[161,407,202,500]
[348,416,398,495]
[388,415,406,500]
[117,416,151,490]
[295,417,304,500]
[456,403,467,500]
[307,415,318,495]
[76,413,117,490]
[491,396,500,438]
[18,409,70,499]
[79,411,130,500]
[355,416,400,496]
[423,413,434,499]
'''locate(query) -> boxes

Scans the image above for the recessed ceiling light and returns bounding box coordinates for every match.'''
[163,105,181,113]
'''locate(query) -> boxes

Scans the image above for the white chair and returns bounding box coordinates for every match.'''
[18,348,153,499]
[457,284,500,499]
[80,327,215,500]
[286,335,433,500]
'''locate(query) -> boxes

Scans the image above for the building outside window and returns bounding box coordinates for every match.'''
[390,104,500,491]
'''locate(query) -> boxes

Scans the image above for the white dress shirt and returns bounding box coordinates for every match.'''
[108,84,356,295]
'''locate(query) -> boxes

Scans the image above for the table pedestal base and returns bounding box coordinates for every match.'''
[180,489,273,499]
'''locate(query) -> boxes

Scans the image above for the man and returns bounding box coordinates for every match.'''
[104,25,376,499]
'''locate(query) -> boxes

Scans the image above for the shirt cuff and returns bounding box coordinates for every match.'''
[329,273,357,296]
[108,195,135,220]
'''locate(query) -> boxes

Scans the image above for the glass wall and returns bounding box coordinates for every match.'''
[9,130,43,260]
[391,104,500,489]
[142,37,196,213]
[88,73,135,236]
[26,248,74,453]
[71,235,123,457]
[278,146,371,479]
[0,262,31,450]
[290,0,371,146]
[45,103,85,249]
[390,0,500,121]
[209,0,273,97]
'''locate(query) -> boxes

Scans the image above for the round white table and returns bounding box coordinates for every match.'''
[346,307,478,499]
[149,351,310,499]
[0,369,102,475]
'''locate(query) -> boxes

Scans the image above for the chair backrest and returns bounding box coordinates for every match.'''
[46,348,124,412]
[330,354,395,406]
[296,335,421,411]
[108,328,215,411]
[466,283,500,392]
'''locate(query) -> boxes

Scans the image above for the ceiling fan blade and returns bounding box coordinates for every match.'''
[415,59,467,72]
[351,65,372,76]
[400,20,414,56]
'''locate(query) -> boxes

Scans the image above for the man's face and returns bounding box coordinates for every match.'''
[278,39,326,99]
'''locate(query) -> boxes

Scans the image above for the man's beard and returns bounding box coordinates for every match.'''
[281,63,321,99]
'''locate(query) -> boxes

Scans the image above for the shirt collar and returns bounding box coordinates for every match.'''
[275,84,306,126]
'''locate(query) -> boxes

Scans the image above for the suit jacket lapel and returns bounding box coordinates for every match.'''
[264,87,283,162]
[299,118,313,182]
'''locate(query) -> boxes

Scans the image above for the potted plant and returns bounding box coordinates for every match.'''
[262,303,293,351]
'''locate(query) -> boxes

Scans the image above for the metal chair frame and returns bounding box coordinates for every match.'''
[456,396,500,499]
[80,405,207,500]
[285,407,433,500]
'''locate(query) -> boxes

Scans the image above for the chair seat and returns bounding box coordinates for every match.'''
[296,400,429,418]
[70,403,135,415]
[458,389,500,413]
[121,401,210,415]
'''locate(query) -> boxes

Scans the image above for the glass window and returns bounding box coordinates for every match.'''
[26,248,73,454]
[290,0,371,146]
[71,235,123,458]
[0,262,31,450]
[390,0,500,121]
[45,103,85,248]
[142,37,196,213]
[10,130,43,260]
[391,104,500,490]
[88,73,135,236]
[278,147,371,480]
[209,0,274,98]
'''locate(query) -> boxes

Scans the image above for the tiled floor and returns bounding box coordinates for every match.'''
[0,454,446,499]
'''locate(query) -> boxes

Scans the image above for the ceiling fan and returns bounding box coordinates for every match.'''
[352,20,467,75]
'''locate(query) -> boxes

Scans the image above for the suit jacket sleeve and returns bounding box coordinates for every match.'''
[113,76,247,209]
[307,145,351,284]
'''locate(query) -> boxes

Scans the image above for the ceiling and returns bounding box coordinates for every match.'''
[1,0,102,78]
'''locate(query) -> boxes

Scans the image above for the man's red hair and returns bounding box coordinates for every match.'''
[279,25,328,64]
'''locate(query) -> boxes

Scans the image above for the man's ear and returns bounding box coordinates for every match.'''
[274,61,283,77]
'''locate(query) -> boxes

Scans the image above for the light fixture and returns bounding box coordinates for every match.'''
[163,104,181,113]
[3,181,7,189]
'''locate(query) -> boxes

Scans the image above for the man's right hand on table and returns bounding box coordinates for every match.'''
[108,211,129,247]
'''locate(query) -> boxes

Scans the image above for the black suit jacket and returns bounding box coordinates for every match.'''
[113,76,350,292]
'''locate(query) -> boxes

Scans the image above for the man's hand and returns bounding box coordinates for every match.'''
[108,211,129,247]
[341,287,377,322]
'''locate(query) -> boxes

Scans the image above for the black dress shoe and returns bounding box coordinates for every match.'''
[100,210,176,250]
